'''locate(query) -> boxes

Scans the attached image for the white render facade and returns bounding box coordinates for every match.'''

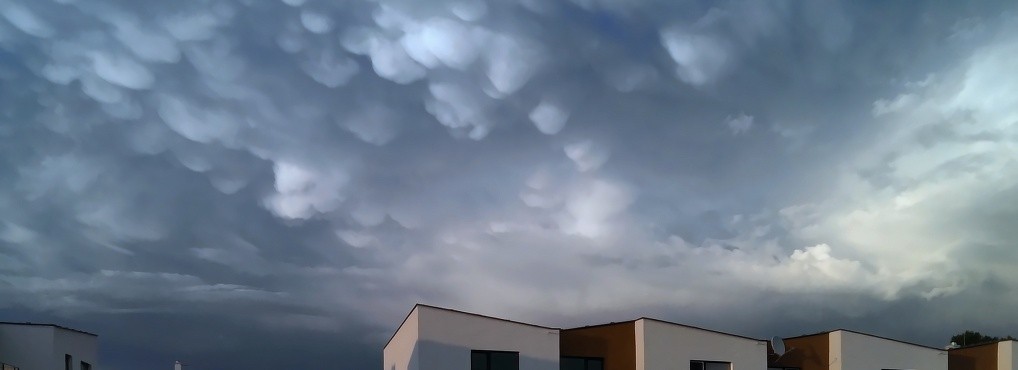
[996,341,1017,370]
[1003,341,1018,370]
[0,323,98,370]
[384,304,560,370]
[385,304,954,370]
[833,330,947,370]
[637,318,767,370]
[774,329,947,370]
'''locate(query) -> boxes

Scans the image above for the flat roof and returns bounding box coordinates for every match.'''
[562,319,638,331]
[562,317,763,342]
[784,329,941,351]
[637,317,765,342]
[383,304,559,349]
[948,339,1017,351]
[0,322,98,337]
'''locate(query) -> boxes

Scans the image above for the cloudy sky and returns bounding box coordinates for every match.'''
[1,0,1018,368]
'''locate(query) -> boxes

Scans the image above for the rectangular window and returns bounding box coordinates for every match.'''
[80,362,91,370]
[691,360,731,370]
[471,350,520,370]
[64,355,72,370]
[562,357,603,370]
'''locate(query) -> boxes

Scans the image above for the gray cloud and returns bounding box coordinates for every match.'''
[1,1,1017,369]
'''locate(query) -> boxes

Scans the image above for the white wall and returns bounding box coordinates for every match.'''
[636,319,767,370]
[384,308,420,370]
[416,306,559,370]
[52,328,98,370]
[834,330,946,370]
[0,324,97,370]
[999,341,1016,370]
[0,325,53,370]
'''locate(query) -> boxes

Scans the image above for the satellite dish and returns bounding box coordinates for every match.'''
[771,336,786,355]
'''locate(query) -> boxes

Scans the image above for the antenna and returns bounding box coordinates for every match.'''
[770,336,796,361]
[771,336,786,356]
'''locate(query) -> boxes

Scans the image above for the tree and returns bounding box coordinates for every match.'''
[951,331,1018,347]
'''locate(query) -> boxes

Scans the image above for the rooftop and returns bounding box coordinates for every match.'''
[562,318,763,342]
[384,304,559,349]
[784,328,941,351]
[0,321,98,337]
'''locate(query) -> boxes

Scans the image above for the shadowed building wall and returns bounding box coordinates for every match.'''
[770,333,829,370]
[561,322,636,370]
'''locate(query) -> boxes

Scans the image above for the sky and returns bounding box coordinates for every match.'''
[1,0,1017,369]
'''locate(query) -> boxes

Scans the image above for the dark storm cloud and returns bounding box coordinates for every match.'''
[1,0,1018,369]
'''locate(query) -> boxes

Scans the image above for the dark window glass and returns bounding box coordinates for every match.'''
[472,350,519,370]
[562,357,604,370]
[64,355,72,370]
[80,362,91,370]
[472,352,488,370]
[693,360,730,370]
[490,352,519,370]
[561,357,585,370]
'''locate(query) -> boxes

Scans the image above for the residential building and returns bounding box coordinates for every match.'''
[384,304,560,370]
[560,318,768,370]
[948,340,1018,370]
[769,329,947,370]
[0,322,98,370]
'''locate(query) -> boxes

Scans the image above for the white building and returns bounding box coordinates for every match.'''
[0,322,98,370]
[561,317,768,370]
[770,329,947,370]
[384,304,560,370]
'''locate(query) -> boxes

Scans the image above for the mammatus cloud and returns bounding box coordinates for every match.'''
[725,114,753,135]
[1,1,1017,369]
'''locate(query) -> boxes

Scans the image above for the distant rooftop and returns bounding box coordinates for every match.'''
[947,339,1018,350]
[562,317,764,342]
[784,328,940,351]
[0,321,98,337]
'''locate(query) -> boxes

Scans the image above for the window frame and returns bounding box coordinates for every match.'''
[691,359,732,370]
[561,356,604,370]
[471,349,521,370]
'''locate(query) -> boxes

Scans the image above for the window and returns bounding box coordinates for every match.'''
[472,350,520,370]
[562,356,604,370]
[691,360,731,370]
[64,355,72,370]
[3,362,20,370]
[80,362,91,370]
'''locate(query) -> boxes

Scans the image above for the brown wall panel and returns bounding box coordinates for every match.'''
[949,343,998,370]
[770,334,829,370]
[561,322,637,370]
